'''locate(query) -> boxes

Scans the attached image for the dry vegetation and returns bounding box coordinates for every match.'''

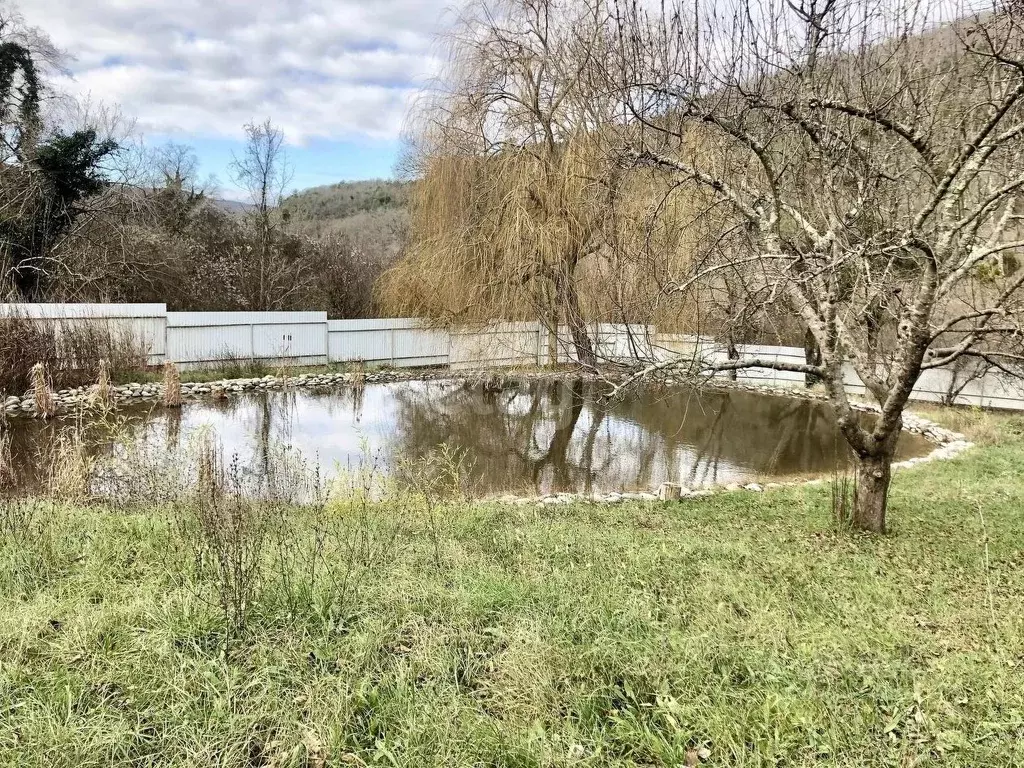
[0,313,148,395]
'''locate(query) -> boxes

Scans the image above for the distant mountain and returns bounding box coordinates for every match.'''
[280,179,411,223]
[211,198,255,215]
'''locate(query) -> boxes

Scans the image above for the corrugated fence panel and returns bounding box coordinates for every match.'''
[450,322,540,369]
[327,318,449,366]
[552,324,657,364]
[392,327,449,367]
[167,324,253,366]
[732,343,806,385]
[168,312,327,368]
[0,303,167,365]
[328,319,394,363]
[596,324,658,362]
[253,322,328,365]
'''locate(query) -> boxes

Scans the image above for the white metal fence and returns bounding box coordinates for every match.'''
[661,335,1024,410]
[3,303,1024,409]
[0,302,167,365]
[167,312,331,368]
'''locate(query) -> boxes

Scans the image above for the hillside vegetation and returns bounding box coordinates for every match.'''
[281,179,411,223]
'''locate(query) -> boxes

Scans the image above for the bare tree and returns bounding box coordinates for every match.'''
[229,118,298,310]
[613,0,1024,531]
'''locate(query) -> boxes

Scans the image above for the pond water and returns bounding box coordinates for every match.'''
[3,379,932,497]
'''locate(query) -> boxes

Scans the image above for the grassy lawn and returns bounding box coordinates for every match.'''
[1,408,1023,766]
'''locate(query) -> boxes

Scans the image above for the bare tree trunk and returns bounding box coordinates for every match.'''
[851,431,900,533]
[726,335,739,381]
[556,270,597,368]
[547,321,558,367]
[804,327,823,387]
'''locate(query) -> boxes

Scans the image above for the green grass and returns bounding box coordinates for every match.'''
[2,410,1024,766]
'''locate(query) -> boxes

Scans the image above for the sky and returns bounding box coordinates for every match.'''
[18,0,452,199]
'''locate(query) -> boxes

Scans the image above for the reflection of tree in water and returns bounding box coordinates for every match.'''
[387,380,913,495]
[387,379,615,495]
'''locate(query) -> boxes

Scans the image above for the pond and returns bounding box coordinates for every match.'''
[3,378,933,497]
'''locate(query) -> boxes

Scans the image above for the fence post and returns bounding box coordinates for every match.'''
[250,322,256,363]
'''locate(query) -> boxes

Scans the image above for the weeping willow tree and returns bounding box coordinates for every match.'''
[379,0,624,367]
[382,134,621,365]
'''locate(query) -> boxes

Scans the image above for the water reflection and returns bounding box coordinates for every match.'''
[3,379,932,497]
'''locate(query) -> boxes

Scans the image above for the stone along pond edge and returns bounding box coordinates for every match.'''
[2,367,973,505]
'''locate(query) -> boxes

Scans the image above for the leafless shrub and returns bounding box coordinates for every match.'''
[171,434,272,643]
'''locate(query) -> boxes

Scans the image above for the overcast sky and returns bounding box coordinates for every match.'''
[19,0,451,198]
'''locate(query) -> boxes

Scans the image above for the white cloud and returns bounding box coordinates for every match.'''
[19,0,450,144]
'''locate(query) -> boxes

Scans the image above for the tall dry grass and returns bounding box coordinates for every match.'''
[92,358,112,407]
[44,420,94,501]
[0,312,148,396]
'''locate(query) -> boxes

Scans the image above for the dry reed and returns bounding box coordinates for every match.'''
[92,358,111,407]
[163,362,183,407]
[45,425,92,501]
[0,428,14,490]
[31,363,55,419]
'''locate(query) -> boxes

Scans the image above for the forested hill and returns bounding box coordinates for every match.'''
[281,180,411,223]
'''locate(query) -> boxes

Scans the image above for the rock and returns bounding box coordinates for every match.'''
[744,483,764,492]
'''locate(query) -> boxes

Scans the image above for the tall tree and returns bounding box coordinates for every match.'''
[229,119,304,310]
[613,0,1024,531]
[381,0,624,367]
